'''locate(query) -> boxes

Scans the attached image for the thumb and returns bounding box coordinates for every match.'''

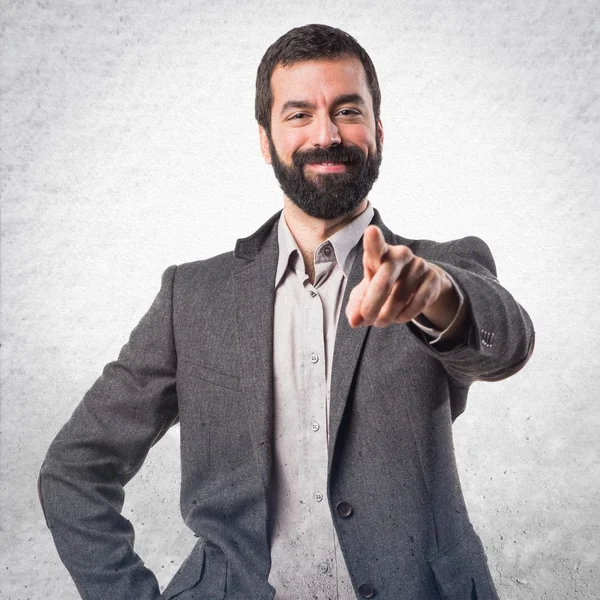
[362,225,388,280]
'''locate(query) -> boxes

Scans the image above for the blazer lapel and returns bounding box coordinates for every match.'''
[327,240,369,468]
[233,218,279,492]
[327,210,404,469]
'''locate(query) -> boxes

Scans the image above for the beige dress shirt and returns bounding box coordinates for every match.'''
[268,203,463,599]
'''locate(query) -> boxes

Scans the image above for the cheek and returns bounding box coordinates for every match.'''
[276,134,311,165]
[341,127,376,152]
[281,130,308,152]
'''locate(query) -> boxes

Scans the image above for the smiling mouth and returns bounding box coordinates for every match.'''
[306,162,347,173]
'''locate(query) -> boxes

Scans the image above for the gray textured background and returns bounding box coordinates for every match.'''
[1,1,599,598]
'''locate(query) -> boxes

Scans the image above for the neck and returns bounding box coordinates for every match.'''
[282,197,368,282]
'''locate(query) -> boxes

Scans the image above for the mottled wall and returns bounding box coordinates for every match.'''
[1,1,599,598]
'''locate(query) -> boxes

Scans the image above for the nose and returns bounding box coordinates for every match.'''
[312,114,341,148]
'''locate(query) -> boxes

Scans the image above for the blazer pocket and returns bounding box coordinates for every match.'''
[162,541,227,600]
[178,356,240,391]
[429,525,499,600]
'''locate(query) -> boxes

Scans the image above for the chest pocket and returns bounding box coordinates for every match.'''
[162,541,227,599]
[178,357,240,391]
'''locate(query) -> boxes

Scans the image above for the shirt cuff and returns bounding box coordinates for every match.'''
[411,273,465,345]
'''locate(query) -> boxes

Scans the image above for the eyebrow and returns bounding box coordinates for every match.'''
[279,93,367,116]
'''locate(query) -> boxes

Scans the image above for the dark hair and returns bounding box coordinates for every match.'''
[255,24,381,134]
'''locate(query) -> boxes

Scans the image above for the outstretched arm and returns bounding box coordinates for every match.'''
[346,226,534,385]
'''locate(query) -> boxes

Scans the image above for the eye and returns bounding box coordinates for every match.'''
[288,112,308,120]
[337,108,360,117]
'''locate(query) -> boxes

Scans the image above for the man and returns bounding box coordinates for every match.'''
[39,24,535,600]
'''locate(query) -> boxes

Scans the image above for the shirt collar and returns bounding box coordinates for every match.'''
[275,202,375,287]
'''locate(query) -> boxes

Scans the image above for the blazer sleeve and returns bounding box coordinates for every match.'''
[38,265,180,600]
[407,236,535,386]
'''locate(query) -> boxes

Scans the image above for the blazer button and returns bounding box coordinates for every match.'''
[336,501,353,517]
[358,582,375,598]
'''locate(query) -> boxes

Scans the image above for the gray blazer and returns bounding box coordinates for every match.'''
[39,210,535,600]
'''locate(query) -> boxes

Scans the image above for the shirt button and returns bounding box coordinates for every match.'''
[358,583,375,598]
[323,245,332,255]
[311,421,320,432]
[314,492,323,502]
[310,353,319,364]
[336,501,353,518]
[319,562,329,574]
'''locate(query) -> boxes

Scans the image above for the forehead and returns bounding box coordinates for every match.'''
[270,57,372,110]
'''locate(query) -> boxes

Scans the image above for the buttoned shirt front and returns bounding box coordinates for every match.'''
[268,203,463,599]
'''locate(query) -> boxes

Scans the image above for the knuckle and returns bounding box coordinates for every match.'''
[360,302,375,321]
[424,267,436,282]
[378,305,396,323]
[393,309,411,323]
[413,256,427,276]
[396,245,412,259]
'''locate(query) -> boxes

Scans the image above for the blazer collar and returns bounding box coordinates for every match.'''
[232,206,403,263]
[233,211,282,262]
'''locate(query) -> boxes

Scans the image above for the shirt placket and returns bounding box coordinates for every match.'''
[300,243,337,592]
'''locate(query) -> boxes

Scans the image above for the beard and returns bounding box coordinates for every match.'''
[268,134,382,220]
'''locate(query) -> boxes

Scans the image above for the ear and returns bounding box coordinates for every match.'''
[259,125,272,165]
[376,118,384,148]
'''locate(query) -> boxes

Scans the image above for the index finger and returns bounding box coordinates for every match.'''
[362,225,388,280]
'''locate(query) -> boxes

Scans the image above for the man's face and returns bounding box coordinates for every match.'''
[259,57,383,220]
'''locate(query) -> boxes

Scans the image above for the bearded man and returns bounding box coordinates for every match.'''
[39,24,535,600]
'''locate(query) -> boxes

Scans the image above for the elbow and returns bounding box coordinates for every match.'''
[477,330,535,382]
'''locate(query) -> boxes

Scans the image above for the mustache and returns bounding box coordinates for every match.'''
[292,144,367,167]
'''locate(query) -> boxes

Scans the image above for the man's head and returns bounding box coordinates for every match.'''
[255,25,383,220]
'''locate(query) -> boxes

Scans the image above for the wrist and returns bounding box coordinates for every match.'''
[421,276,458,330]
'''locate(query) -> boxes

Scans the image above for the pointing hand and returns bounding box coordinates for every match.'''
[345,226,464,333]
